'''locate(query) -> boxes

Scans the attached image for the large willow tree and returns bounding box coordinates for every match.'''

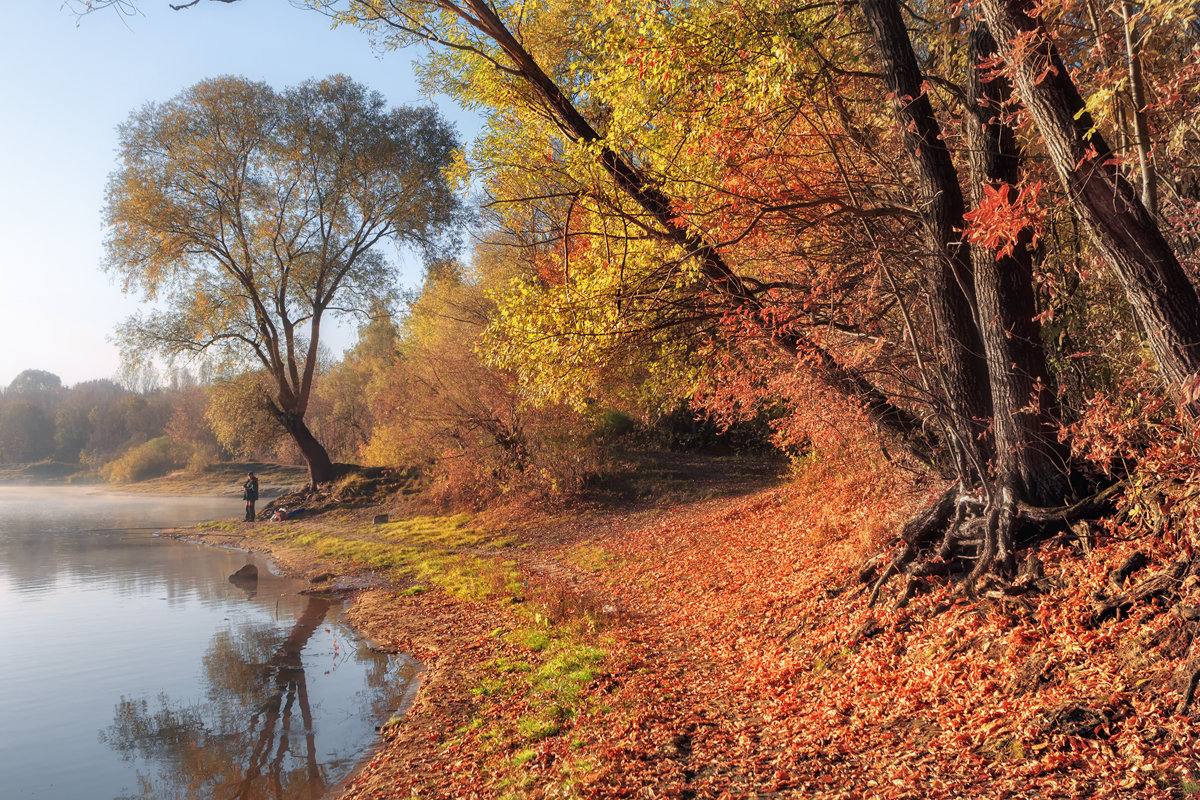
[104,74,462,485]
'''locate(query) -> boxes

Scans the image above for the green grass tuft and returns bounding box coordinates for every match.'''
[269,513,523,602]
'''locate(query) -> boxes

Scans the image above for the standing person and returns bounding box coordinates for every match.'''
[242,472,259,522]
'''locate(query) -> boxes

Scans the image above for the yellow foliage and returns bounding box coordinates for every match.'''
[204,373,283,459]
[100,436,181,484]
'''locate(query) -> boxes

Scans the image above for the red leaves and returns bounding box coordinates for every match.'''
[962,180,1047,258]
[336,448,1200,799]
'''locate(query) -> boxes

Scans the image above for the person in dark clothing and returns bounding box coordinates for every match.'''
[242,472,259,522]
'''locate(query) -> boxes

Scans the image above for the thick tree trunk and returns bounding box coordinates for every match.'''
[277,410,335,487]
[858,0,994,476]
[979,0,1200,403]
[966,25,1072,507]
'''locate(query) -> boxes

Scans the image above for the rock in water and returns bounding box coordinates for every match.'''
[230,564,259,585]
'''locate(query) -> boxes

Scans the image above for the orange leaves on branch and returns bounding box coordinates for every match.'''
[962,180,1047,258]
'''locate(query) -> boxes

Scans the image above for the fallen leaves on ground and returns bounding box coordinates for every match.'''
[334,475,1200,799]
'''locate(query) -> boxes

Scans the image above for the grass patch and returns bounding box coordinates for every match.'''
[198,520,238,531]
[518,713,563,742]
[535,645,605,691]
[282,533,411,569]
[979,734,1028,763]
[374,514,489,548]
[512,630,606,714]
[511,748,538,766]
[471,677,511,698]
[270,513,523,602]
[564,542,613,573]
[456,716,485,736]
[466,626,609,760]
[488,657,532,674]
[522,630,551,652]
[412,551,522,601]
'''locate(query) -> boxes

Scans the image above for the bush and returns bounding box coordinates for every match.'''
[100,436,181,483]
[185,442,220,475]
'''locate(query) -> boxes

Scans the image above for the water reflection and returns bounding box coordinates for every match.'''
[102,593,420,800]
[105,595,313,799]
[0,488,418,800]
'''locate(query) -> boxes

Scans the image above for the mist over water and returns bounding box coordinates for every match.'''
[0,487,416,800]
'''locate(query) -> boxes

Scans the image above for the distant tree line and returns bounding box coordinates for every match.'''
[0,370,206,475]
[0,314,752,491]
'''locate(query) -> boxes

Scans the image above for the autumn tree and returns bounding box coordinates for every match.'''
[362,243,602,501]
[328,2,944,460]
[164,384,225,471]
[317,0,1182,568]
[116,0,1200,586]
[977,0,1200,400]
[104,74,463,485]
[0,370,62,463]
[0,402,54,464]
[6,369,63,395]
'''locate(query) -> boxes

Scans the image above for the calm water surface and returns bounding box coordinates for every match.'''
[0,486,418,800]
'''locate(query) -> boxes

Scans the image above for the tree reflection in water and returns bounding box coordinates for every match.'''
[101,595,393,800]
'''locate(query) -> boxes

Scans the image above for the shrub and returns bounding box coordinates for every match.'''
[185,442,220,475]
[100,436,182,483]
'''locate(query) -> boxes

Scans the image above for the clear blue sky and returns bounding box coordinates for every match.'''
[0,0,479,390]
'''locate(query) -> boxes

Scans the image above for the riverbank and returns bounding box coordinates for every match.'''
[100,462,309,497]
[0,460,308,495]
[174,452,1200,798]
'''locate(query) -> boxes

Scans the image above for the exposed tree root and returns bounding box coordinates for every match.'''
[1090,556,1192,627]
[1109,549,1150,590]
[1178,663,1200,716]
[866,484,958,606]
[1017,481,1126,525]
[863,478,1126,608]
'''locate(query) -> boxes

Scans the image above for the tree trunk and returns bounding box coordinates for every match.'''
[966,24,1072,507]
[979,0,1200,403]
[1120,0,1157,216]
[859,0,994,476]
[277,410,335,486]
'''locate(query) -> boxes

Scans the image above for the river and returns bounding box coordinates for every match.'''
[0,486,417,800]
